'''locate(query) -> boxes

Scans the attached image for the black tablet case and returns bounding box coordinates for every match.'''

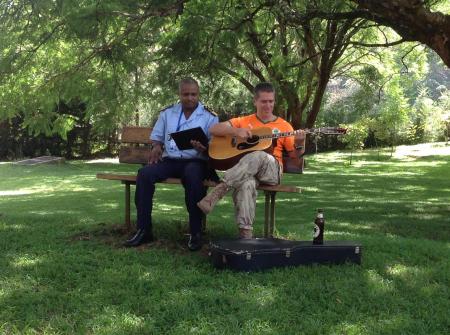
[170,127,208,150]
[209,238,361,271]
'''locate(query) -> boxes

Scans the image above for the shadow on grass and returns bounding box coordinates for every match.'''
[0,150,449,333]
[0,229,447,334]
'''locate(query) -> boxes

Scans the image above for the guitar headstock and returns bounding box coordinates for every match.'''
[331,127,347,135]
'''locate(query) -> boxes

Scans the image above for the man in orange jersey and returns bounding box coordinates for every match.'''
[197,82,303,238]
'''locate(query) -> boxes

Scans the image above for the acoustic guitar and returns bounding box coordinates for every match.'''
[208,126,346,170]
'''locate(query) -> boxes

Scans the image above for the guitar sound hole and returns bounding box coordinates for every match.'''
[237,136,260,150]
[247,136,259,144]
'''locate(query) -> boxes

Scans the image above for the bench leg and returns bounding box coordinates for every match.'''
[263,191,277,238]
[264,192,270,237]
[269,192,276,238]
[124,182,131,231]
[201,186,207,233]
[201,214,207,233]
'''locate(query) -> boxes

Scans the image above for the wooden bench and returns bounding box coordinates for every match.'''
[96,126,304,238]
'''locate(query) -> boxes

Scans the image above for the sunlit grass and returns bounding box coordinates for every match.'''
[0,144,449,334]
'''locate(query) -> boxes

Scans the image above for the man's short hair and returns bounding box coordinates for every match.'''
[254,82,275,97]
[179,77,199,91]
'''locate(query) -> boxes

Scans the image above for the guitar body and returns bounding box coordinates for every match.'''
[209,127,274,170]
[208,126,345,170]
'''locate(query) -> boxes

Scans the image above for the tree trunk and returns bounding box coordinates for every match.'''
[80,122,92,158]
[287,97,302,129]
[134,67,140,126]
[306,71,330,128]
[284,91,302,128]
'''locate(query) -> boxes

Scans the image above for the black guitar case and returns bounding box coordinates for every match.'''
[209,238,361,272]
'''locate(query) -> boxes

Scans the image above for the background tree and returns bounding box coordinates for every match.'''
[340,117,370,164]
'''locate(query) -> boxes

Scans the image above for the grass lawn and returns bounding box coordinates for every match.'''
[0,143,449,335]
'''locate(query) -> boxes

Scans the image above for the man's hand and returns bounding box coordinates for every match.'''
[191,140,207,152]
[148,144,163,164]
[234,128,252,140]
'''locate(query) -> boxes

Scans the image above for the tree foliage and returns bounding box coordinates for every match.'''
[0,0,184,133]
[0,0,449,159]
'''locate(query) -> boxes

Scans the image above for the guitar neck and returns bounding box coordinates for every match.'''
[258,128,338,140]
[258,129,301,140]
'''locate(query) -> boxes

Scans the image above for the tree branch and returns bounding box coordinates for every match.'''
[399,43,422,73]
[234,54,266,82]
[349,39,405,47]
[212,61,255,92]
[353,0,450,67]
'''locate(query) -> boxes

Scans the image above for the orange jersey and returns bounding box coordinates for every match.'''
[229,114,296,167]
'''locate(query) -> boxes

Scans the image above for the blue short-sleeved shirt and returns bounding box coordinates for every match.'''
[150,102,219,160]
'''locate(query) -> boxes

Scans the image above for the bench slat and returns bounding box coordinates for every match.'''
[118,145,304,174]
[121,126,153,144]
[96,173,217,187]
[119,147,151,164]
[96,173,301,193]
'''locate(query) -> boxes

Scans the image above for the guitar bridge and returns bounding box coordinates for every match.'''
[231,137,237,147]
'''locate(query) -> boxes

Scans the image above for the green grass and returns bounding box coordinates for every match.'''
[0,143,449,335]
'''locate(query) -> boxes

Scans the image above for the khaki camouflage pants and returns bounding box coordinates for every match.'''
[223,151,282,230]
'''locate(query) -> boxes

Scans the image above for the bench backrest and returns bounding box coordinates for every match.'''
[119,127,305,173]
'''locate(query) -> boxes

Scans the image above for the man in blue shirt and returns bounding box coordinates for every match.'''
[124,78,219,250]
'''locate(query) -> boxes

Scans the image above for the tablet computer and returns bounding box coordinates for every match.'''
[170,127,208,150]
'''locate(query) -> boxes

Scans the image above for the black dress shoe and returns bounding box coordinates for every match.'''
[188,233,202,251]
[123,229,154,247]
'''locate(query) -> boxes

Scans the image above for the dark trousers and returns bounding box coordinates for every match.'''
[135,158,208,235]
